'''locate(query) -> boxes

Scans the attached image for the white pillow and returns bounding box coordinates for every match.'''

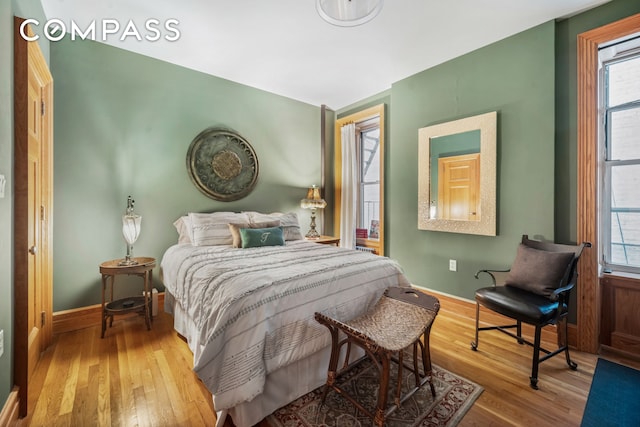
[173,216,193,244]
[246,211,304,241]
[189,212,250,246]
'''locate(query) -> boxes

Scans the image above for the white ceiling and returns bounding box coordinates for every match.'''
[41,0,610,110]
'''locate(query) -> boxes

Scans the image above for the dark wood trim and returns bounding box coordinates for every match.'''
[320,105,336,235]
[320,104,327,194]
[53,293,166,335]
[612,332,640,354]
[0,387,19,427]
[600,273,640,289]
[576,13,640,354]
[13,16,30,418]
[14,19,54,417]
[568,323,577,349]
[52,305,104,335]
[600,276,615,347]
[600,274,640,354]
[600,344,640,364]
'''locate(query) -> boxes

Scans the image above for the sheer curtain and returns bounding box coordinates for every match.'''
[340,123,357,249]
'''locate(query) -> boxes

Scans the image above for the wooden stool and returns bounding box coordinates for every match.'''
[315,287,440,426]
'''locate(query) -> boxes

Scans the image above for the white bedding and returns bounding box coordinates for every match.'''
[161,239,410,425]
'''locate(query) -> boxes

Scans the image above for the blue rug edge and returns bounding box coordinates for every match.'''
[580,358,640,427]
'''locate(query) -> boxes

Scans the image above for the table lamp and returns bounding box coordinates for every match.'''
[300,185,327,239]
[119,195,142,266]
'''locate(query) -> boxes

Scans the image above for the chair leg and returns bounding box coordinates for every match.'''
[558,317,577,370]
[517,320,524,344]
[530,326,542,389]
[471,302,480,351]
[374,354,391,427]
[395,351,404,407]
[413,341,421,388]
[419,331,436,397]
[320,325,340,405]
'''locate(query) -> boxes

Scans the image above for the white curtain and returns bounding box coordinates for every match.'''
[340,123,357,249]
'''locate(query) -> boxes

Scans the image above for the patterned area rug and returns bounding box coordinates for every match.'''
[267,358,483,427]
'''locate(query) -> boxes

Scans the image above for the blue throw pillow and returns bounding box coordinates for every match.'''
[240,226,285,248]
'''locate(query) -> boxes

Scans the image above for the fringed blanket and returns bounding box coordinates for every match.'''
[161,240,409,412]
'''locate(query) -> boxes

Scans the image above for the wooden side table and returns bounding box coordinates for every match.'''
[100,257,156,338]
[308,235,340,246]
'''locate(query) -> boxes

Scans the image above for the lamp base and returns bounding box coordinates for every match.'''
[118,256,138,266]
[119,244,138,266]
[306,209,321,240]
[305,229,321,239]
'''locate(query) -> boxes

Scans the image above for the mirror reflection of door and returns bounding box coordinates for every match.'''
[429,129,481,221]
[418,111,496,235]
[437,153,480,220]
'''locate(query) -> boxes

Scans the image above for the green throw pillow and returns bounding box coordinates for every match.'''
[240,226,285,248]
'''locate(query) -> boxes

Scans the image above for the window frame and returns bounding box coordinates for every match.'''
[599,43,640,274]
[356,119,381,233]
[334,104,385,255]
[577,12,640,354]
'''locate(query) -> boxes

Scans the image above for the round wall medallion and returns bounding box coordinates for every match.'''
[186,128,259,201]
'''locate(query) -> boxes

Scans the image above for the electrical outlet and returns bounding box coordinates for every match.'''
[0,329,4,358]
[449,259,457,272]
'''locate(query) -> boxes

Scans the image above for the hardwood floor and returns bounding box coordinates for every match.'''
[18,312,216,427]
[16,294,640,427]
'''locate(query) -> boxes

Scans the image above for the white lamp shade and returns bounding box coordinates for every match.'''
[122,214,142,245]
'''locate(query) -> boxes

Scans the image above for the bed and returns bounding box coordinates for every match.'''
[160,211,410,426]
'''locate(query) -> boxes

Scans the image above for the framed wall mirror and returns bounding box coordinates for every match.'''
[418,111,497,236]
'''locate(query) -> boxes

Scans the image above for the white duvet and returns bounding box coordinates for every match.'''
[161,240,409,413]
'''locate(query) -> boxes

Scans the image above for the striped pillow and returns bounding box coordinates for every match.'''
[189,212,250,246]
[245,212,304,241]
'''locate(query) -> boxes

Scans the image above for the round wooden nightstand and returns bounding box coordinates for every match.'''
[100,257,156,338]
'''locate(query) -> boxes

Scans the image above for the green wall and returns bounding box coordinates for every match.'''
[337,0,640,302]
[555,0,640,244]
[3,0,639,414]
[555,0,640,320]
[50,38,322,310]
[386,21,556,298]
[1,0,49,410]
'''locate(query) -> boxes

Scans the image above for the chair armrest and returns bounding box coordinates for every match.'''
[549,282,575,300]
[475,269,510,286]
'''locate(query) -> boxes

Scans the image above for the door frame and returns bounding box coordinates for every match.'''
[14,17,54,417]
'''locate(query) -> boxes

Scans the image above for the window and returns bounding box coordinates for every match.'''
[357,119,380,237]
[578,14,640,353]
[600,37,640,273]
[334,104,385,255]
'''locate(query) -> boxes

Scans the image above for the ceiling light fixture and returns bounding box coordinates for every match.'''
[316,0,384,27]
